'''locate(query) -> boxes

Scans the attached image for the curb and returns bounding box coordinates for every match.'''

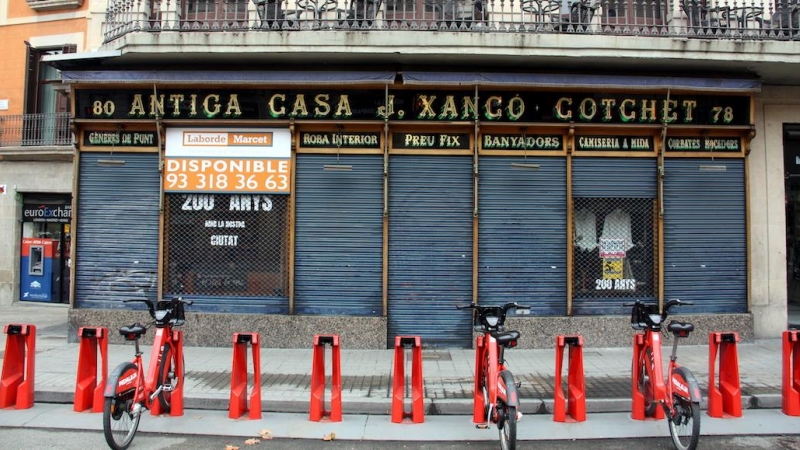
[33,390,784,416]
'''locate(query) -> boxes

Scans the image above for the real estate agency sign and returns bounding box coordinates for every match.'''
[164,128,292,194]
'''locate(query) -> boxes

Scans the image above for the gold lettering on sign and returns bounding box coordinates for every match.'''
[314,94,331,116]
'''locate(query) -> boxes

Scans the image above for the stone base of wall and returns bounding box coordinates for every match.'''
[69,309,753,348]
[507,313,753,348]
[68,309,388,349]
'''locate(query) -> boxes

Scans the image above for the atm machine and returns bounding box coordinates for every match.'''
[20,237,55,302]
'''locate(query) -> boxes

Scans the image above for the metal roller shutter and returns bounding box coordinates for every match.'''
[388,155,473,348]
[572,157,658,198]
[571,157,658,315]
[478,156,567,315]
[294,154,384,315]
[75,152,160,309]
[663,158,746,313]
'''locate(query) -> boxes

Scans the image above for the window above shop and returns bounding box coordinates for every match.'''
[27,0,83,12]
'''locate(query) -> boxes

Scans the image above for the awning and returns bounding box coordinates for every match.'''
[401,72,762,93]
[60,70,397,86]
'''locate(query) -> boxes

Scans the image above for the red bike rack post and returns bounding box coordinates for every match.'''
[472,335,486,423]
[309,334,342,422]
[782,330,800,416]
[0,324,36,409]
[229,332,262,420]
[553,335,586,423]
[73,326,109,413]
[391,336,424,424]
[151,329,185,417]
[707,331,742,418]
[630,333,646,420]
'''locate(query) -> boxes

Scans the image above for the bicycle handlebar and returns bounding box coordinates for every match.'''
[623,298,693,309]
[456,302,531,312]
[625,299,693,330]
[123,296,193,321]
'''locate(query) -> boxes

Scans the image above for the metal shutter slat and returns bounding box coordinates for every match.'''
[294,154,384,315]
[478,156,567,315]
[388,155,473,348]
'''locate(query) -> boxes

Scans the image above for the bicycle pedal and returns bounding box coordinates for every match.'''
[475,423,490,429]
[162,384,174,392]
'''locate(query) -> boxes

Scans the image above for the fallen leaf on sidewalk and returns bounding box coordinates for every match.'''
[244,438,260,445]
[322,432,336,441]
[224,445,239,450]
[258,429,273,440]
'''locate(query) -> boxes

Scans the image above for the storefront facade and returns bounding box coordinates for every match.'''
[66,71,758,348]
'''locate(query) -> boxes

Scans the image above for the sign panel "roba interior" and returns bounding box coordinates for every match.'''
[164,128,292,194]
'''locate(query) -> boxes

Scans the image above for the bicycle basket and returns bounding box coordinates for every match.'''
[154,300,174,325]
[630,303,661,330]
[173,301,186,326]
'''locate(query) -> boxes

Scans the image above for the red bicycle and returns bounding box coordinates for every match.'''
[626,298,702,450]
[457,302,530,450]
[102,296,192,450]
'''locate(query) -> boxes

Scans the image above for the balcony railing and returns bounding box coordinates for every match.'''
[0,113,73,147]
[104,0,800,43]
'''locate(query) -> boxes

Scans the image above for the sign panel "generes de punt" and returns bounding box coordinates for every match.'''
[164,128,292,194]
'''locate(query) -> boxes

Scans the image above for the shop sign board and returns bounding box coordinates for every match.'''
[575,136,654,151]
[391,132,470,149]
[481,134,563,151]
[83,130,158,147]
[665,136,742,152]
[164,128,291,194]
[299,131,381,149]
[22,203,72,223]
[75,89,752,126]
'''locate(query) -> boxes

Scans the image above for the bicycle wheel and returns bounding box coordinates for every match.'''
[668,394,700,450]
[102,392,141,450]
[639,348,657,416]
[498,401,517,450]
[156,342,182,413]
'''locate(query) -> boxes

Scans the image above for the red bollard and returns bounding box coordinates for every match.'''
[782,330,800,416]
[391,336,424,424]
[73,327,109,413]
[229,332,262,420]
[150,329,185,417]
[309,334,342,422]
[553,335,586,422]
[169,330,185,416]
[472,335,486,423]
[0,324,36,409]
[707,331,742,418]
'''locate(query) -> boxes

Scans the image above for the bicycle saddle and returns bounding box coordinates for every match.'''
[492,330,520,346]
[119,323,147,340]
[667,321,694,336]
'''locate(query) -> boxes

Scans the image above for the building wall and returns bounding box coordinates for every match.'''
[0,1,90,306]
[0,1,89,116]
[750,85,800,338]
[0,160,74,306]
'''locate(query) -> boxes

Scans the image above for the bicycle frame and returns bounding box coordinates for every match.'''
[472,331,520,424]
[632,323,702,420]
[104,323,185,416]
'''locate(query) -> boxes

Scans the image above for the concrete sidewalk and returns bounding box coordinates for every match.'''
[0,302,794,430]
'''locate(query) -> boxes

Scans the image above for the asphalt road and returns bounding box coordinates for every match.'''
[1,428,800,450]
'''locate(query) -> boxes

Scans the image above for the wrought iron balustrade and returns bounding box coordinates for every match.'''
[102,0,800,42]
[0,113,73,148]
